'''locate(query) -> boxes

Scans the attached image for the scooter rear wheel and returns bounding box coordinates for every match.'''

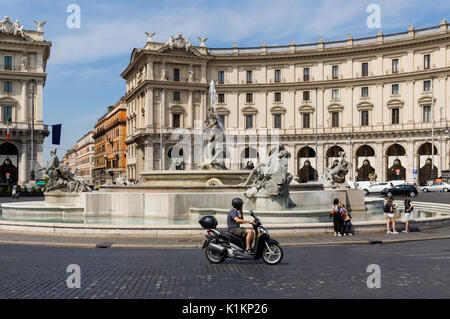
[262,244,283,265]
[205,243,226,264]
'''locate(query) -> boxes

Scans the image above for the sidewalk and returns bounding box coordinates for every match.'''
[1,225,450,248]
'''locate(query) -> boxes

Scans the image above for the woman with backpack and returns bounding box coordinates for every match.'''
[330,198,343,237]
[385,198,399,234]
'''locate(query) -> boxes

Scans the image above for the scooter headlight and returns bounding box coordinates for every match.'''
[258,226,269,236]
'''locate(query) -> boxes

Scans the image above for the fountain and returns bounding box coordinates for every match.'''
[1,82,367,231]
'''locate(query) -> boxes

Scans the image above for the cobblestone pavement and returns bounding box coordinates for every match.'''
[0,239,449,299]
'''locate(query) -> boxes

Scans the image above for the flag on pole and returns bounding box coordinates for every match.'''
[6,118,11,141]
[52,124,62,145]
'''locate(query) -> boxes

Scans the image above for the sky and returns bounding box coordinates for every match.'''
[1,0,449,164]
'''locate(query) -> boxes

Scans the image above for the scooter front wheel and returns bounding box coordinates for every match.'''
[262,244,283,265]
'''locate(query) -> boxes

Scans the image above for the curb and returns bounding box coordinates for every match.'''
[1,235,450,249]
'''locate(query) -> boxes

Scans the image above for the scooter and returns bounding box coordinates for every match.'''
[199,211,283,265]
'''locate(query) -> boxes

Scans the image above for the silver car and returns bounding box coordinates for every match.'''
[421,182,450,193]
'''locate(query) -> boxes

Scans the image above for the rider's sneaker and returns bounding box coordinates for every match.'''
[245,248,255,255]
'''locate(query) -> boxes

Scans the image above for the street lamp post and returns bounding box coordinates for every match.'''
[29,79,35,181]
[314,88,318,181]
[431,76,436,179]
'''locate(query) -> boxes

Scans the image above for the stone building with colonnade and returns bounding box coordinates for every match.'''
[121,20,450,186]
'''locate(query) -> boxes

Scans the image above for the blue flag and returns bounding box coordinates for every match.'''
[52,124,62,145]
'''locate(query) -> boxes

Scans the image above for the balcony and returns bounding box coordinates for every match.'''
[0,122,29,130]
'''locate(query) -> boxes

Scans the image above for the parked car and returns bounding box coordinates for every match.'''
[381,184,418,197]
[362,182,390,195]
[421,182,450,193]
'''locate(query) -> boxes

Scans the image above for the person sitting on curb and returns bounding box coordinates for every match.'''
[340,203,353,236]
[385,197,399,234]
[402,194,414,233]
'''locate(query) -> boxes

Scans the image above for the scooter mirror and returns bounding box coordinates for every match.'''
[250,210,255,217]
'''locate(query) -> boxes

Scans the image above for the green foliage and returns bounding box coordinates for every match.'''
[6,186,11,193]
[43,176,50,183]
[16,185,21,192]
[21,186,28,193]
[0,186,5,193]
[31,187,37,193]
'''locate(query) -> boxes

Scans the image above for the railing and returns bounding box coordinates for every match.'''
[208,23,449,56]
[0,121,29,129]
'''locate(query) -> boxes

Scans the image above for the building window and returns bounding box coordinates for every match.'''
[392,108,399,124]
[173,68,180,81]
[302,113,311,128]
[424,54,431,69]
[274,92,281,102]
[274,114,282,129]
[361,110,369,126]
[303,68,310,81]
[4,56,12,70]
[423,80,431,92]
[218,115,225,128]
[332,65,339,79]
[173,114,180,128]
[218,71,225,84]
[331,112,339,127]
[2,106,12,123]
[246,93,253,103]
[392,59,399,73]
[423,105,431,123]
[274,69,281,83]
[3,81,12,93]
[303,91,310,101]
[392,84,399,95]
[173,91,181,101]
[331,89,339,100]
[362,62,368,76]
[218,93,225,103]
[246,70,253,83]
[361,87,369,97]
[245,114,254,129]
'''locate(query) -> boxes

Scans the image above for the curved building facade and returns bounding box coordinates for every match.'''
[122,20,450,185]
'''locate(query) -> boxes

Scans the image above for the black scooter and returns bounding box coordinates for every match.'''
[200,211,283,265]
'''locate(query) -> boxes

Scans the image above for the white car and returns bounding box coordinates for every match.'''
[362,180,406,195]
[362,182,390,195]
[421,182,450,193]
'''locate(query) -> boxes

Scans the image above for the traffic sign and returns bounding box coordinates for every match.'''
[413,169,418,174]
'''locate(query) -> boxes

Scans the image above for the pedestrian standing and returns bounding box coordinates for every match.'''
[340,203,353,236]
[330,198,343,237]
[11,185,17,199]
[385,198,399,234]
[402,194,414,233]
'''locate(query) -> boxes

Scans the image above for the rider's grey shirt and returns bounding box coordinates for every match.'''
[227,209,241,232]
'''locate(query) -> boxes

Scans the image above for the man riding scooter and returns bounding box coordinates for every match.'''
[227,198,255,254]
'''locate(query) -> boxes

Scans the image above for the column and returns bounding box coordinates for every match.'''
[188,90,194,128]
[161,89,166,128]
[406,141,415,182]
[144,142,153,171]
[146,60,154,80]
[201,63,207,83]
[146,88,153,128]
[19,142,27,185]
[20,80,27,122]
[374,143,384,182]
[36,80,43,124]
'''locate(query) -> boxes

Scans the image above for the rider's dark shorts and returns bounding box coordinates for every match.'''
[230,227,247,238]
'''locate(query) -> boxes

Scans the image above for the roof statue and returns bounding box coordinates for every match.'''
[167,33,192,51]
[197,36,208,47]
[33,20,46,32]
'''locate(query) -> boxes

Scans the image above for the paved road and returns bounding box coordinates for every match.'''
[0,239,449,299]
